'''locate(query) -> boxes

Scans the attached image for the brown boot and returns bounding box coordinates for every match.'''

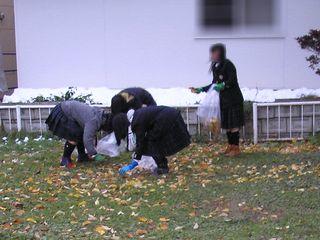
[224,145,232,155]
[226,145,241,157]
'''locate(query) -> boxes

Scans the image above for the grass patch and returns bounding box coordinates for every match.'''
[0,137,320,239]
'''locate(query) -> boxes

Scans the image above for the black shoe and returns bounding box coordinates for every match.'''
[60,157,72,167]
[157,167,169,175]
[77,154,90,163]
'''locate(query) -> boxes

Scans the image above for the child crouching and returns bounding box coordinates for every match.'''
[112,106,191,175]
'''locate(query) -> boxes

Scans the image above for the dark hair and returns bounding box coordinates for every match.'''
[210,43,226,60]
[111,95,127,115]
[209,43,226,72]
[100,112,113,133]
[112,113,130,145]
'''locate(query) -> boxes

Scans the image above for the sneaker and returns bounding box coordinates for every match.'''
[60,157,73,167]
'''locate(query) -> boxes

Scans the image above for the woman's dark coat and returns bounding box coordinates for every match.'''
[111,87,157,114]
[202,49,243,110]
[131,106,190,160]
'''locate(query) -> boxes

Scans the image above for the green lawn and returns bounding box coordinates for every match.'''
[0,136,320,239]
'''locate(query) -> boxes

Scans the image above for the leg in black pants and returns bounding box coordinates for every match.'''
[61,141,76,166]
[226,130,241,157]
[153,155,169,175]
[224,131,233,154]
[77,141,90,162]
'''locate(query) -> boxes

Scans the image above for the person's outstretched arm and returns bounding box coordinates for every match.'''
[190,83,213,94]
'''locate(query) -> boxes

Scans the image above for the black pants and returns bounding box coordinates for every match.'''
[153,155,168,169]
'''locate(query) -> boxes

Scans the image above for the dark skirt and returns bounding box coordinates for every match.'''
[45,104,83,142]
[143,114,191,157]
[221,104,244,129]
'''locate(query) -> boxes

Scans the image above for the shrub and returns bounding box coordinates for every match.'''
[31,87,95,104]
[296,29,320,76]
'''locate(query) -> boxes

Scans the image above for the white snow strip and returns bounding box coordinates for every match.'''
[33,136,45,142]
[3,87,320,106]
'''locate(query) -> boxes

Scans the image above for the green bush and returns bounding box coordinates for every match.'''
[31,87,96,104]
[308,132,320,145]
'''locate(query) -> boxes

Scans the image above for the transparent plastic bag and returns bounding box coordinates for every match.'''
[127,109,136,151]
[97,132,126,157]
[137,156,157,172]
[197,84,221,133]
[127,125,136,151]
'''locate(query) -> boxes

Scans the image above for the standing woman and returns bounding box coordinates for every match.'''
[191,43,244,156]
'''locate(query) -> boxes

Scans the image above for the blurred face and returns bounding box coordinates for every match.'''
[210,50,220,62]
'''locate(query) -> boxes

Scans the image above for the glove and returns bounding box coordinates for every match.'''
[93,154,105,161]
[119,160,139,175]
[214,83,225,92]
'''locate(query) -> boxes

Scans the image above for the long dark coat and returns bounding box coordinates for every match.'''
[131,106,190,160]
[202,59,244,110]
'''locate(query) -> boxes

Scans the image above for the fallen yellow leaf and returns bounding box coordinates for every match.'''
[159,217,170,222]
[70,178,79,184]
[15,209,25,216]
[135,229,148,235]
[291,164,300,171]
[82,220,91,226]
[26,217,37,223]
[0,206,7,211]
[137,217,149,223]
[95,225,110,235]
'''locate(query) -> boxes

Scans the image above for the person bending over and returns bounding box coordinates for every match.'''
[111,87,157,114]
[112,106,191,175]
[45,100,112,167]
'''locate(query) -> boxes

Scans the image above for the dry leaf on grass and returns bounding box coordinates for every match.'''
[159,217,170,222]
[95,225,111,235]
[135,229,148,235]
[26,217,37,223]
[160,222,169,230]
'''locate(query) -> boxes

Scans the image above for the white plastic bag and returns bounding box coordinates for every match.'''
[127,109,136,151]
[197,84,221,133]
[137,156,157,172]
[97,132,126,157]
[127,124,136,152]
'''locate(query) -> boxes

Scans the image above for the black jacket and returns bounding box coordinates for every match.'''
[202,59,244,109]
[131,106,180,159]
[118,87,157,112]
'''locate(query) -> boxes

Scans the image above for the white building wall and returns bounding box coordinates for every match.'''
[14,0,320,89]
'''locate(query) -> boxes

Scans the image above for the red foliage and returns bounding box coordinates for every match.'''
[296,29,320,76]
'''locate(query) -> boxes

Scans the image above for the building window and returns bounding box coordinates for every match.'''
[245,0,274,26]
[198,0,282,38]
[202,0,233,27]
